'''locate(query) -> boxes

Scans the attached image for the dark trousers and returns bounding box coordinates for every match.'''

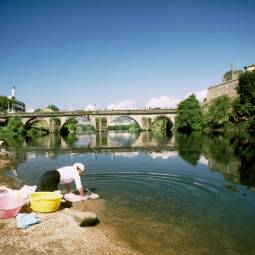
[38,170,60,192]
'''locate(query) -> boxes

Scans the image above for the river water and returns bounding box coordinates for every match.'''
[4,131,255,254]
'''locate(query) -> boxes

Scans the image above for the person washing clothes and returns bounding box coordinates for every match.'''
[38,163,86,196]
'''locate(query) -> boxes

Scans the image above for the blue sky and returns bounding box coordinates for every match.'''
[0,0,254,110]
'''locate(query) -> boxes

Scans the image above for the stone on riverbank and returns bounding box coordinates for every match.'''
[63,208,98,227]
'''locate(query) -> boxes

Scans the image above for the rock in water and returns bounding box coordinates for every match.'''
[63,208,98,227]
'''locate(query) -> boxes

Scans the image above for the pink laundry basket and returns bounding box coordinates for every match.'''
[0,196,25,219]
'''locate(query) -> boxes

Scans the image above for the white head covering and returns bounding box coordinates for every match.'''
[73,163,85,172]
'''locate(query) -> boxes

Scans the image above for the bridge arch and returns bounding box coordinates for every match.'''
[61,116,93,129]
[107,115,142,130]
[24,117,51,132]
[151,115,174,131]
[60,117,78,136]
[22,117,36,127]
[60,117,76,130]
[60,116,95,135]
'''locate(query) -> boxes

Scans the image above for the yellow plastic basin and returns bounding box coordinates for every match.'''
[29,192,62,213]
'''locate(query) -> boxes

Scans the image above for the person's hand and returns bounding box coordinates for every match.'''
[78,187,85,196]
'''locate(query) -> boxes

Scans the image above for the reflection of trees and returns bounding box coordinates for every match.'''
[26,133,62,159]
[202,133,240,184]
[64,133,78,147]
[195,131,255,188]
[26,133,62,149]
[0,135,27,172]
[203,133,234,165]
[151,131,173,145]
[1,134,25,150]
[175,132,203,165]
[233,133,255,188]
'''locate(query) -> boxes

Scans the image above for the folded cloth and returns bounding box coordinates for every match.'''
[16,213,41,229]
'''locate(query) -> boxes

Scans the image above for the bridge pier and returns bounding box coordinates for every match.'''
[49,118,61,133]
[89,116,107,132]
[141,117,152,130]
[96,117,108,132]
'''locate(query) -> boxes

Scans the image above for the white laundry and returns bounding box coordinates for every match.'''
[87,193,99,199]
[64,192,88,202]
[0,185,37,201]
[64,191,99,202]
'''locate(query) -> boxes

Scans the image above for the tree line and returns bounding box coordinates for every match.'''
[175,71,255,132]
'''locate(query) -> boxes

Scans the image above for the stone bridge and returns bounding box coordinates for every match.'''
[0,109,177,132]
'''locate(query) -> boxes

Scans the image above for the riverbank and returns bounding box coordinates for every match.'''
[0,159,142,255]
[0,158,9,169]
[0,157,20,189]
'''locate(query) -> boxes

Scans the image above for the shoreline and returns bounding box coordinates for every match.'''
[0,157,142,255]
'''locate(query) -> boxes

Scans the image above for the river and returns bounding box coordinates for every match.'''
[3,131,255,255]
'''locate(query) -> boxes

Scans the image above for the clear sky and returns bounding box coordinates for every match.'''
[0,0,254,110]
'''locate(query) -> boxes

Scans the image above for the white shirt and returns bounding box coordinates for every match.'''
[57,166,83,190]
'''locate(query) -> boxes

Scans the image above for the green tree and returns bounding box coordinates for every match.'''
[7,116,25,134]
[237,71,255,105]
[205,95,233,129]
[0,116,26,136]
[128,122,140,133]
[47,104,60,111]
[175,94,204,132]
[64,119,77,133]
[151,118,172,132]
[232,71,255,128]
[232,99,255,121]
[77,124,96,132]
[0,96,10,112]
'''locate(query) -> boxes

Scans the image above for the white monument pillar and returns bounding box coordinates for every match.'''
[11,86,16,99]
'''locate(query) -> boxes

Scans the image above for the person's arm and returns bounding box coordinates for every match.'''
[65,183,71,193]
[78,187,86,196]
[73,172,86,196]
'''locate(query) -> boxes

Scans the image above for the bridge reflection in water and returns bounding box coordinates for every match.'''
[24,131,176,153]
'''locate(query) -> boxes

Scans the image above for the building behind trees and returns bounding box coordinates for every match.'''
[207,64,255,102]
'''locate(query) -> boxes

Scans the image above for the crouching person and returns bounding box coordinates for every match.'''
[38,163,86,197]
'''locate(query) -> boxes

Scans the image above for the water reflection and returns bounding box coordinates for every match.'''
[232,133,255,188]
[175,132,203,165]
[113,152,139,158]
[3,130,255,254]
[149,151,178,160]
[6,131,175,152]
[198,155,209,165]
[3,130,255,189]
